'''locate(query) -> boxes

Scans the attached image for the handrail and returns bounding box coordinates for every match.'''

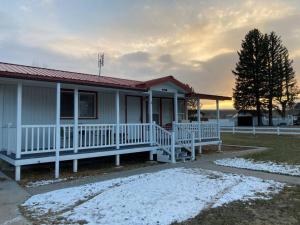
[153,124,175,163]
[173,124,195,160]
[153,124,172,154]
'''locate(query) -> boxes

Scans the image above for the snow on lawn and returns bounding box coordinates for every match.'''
[22,168,284,225]
[215,158,300,176]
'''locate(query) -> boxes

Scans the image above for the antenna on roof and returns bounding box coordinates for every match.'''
[97,52,104,76]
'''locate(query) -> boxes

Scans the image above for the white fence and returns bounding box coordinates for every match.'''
[221,126,300,135]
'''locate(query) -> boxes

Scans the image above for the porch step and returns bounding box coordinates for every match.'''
[156,150,172,163]
[156,148,193,163]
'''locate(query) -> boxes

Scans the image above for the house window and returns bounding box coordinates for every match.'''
[79,92,97,118]
[61,90,97,119]
[61,90,74,118]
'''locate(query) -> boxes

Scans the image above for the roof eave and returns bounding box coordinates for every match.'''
[0,71,146,92]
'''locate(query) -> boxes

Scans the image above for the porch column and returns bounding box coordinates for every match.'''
[174,92,178,123]
[115,91,120,166]
[73,88,79,173]
[197,98,202,154]
[216,99,221,151]
[216,99,220,138]
[55,83,61,178]
[148,90,153,145]
[16,82,22,159]
[15,82,22,181]
[115,91,120,149]
[197,98,201,123]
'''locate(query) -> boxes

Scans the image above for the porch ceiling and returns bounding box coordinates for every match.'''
[186,92,232,101]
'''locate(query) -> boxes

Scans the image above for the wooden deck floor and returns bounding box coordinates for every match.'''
[0,144,156,166]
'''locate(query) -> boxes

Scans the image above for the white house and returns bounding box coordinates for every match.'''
[0,62,231,180]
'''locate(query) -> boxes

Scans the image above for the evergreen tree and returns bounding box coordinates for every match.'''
[276,49,299,118]
[233,29,298,126]
[233,29,268,126]
[264,32,286,125]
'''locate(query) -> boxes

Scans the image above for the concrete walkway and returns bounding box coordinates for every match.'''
[26,145,300,196]
[0,171,31,225]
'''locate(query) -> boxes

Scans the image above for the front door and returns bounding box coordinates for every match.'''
[161,98,173,127]
[126,96,142,123]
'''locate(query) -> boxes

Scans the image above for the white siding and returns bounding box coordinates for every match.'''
[0,84,17,152]
[23,86,56,125]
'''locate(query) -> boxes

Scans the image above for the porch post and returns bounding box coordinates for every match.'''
[115,90,120,149]
[15,82,22,181]
[174,92,178,123]
[73,88,79,173]
[216,99,221,152]
[16,82,22,159]
[197,98,202,154]
[115,90,120,165]
[148,90,153,145]
[197,98,201,123]
[55,83,61,178]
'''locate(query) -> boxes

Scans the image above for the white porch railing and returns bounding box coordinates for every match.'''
[78,124,116,149]
[18,122,220,157]
[173,122,219,141]
[201,122,219,140]
[20,123,154,155]
[22,125,56,154]
[119,123,151,146]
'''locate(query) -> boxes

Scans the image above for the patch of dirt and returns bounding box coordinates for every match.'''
[173,186,300,225]
[0,177,7,182]
[0,152,160,187]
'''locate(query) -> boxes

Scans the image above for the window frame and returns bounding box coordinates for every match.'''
[60,89,98,119]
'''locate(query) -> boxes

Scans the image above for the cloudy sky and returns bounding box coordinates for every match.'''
[1,0,300,109]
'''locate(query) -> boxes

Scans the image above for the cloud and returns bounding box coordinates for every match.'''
[0,0,299,109]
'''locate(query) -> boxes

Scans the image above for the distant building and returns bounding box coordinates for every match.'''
[292,103,300,125]
[234,109,293,126]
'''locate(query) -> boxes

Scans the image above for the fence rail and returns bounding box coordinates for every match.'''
[221,126,300,135]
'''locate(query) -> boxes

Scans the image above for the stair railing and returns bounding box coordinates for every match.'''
[153,124,175,163]
[173,124,195,160]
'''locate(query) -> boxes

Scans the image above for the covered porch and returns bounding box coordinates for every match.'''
[0,76,229,181]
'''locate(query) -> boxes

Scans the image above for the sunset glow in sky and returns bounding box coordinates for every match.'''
[1,0,300,109]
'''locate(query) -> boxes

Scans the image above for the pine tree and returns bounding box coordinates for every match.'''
[233,29,268,126]
[276,49,299,118]
[264,32,286,126]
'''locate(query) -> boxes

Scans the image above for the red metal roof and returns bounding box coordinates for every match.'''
[0,62,144,90]
[136,75,192,92]
[0,62,231,100]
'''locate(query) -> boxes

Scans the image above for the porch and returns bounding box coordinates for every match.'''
[0,70,227,181]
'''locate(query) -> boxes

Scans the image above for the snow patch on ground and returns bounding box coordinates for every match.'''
[22,168,284,225]
[215,158,300,176]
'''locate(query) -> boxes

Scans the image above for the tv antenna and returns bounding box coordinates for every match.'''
[98,53,104,76]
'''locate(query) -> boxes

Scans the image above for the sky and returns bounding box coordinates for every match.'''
[1,0,300,109]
